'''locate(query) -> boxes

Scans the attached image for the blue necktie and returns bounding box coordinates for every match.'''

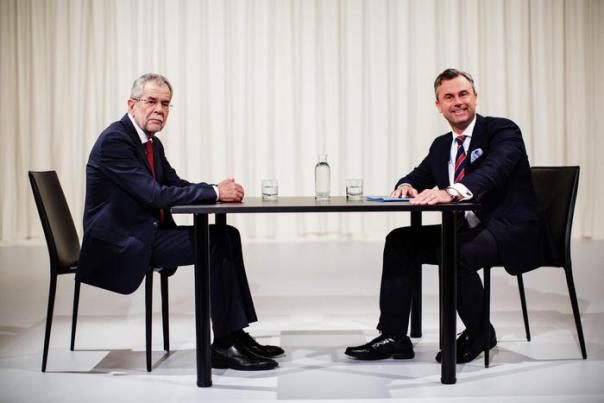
[454,135,466,183]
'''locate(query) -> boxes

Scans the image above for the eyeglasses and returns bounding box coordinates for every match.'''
[132,97,173,110]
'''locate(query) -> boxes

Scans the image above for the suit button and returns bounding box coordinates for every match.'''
[153,222,158,227]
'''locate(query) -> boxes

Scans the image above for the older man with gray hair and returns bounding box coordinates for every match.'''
[78,73,282,371]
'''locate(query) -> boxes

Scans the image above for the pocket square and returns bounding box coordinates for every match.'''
[470,148,483,163]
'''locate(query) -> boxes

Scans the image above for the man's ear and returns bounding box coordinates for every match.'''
[435,99,442,113]
[127,99,135,113]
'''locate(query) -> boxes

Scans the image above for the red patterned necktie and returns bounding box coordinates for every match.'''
[454,135,466,183]
[146,140,164,222]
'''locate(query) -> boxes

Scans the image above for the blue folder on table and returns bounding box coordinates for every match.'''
[366,196,413,202]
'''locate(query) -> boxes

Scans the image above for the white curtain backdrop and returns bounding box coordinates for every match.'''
[1,0,603,242]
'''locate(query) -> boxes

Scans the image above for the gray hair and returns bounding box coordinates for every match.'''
[433,68,476,100]
[130,73,173,99]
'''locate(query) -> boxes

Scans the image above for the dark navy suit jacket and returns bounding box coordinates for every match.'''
[396,114,554,274]
[77,114,217,294]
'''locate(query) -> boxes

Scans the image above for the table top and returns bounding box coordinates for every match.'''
[171,196,478,214]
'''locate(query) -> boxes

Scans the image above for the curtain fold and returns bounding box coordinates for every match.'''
[1,0,602,241]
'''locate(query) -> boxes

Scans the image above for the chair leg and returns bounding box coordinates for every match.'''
[483,267,491,368]
[516,274,531,341]
[160,271,170,352]
[145,272,153,372]
[70,279,80,351]
[42,274,58,372]
[564,263,587,359]
[410,264,422,338]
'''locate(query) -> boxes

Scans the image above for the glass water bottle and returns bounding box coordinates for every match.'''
[314,154,331,200]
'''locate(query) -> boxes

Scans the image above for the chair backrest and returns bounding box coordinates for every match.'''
[28,171,80,273]
[530,166,580,264]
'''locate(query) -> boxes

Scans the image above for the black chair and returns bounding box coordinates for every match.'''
[409,166,587,366]
[482,166,586,366]
[28,171,173,372]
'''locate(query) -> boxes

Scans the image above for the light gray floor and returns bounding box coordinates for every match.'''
[0,239,603,402]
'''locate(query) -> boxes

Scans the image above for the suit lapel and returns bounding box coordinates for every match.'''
[153,139,165,184]
[435,134,453,188]
[466,114,486,173]
[120,114,154,175]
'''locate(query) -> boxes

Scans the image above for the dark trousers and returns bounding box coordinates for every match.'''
[377,224,500,338]
[149,224,258,338]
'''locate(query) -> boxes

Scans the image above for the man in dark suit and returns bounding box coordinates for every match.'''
[345,68,553,363]
[77,73,283,371]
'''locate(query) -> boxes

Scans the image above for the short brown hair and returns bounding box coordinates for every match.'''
[433,69,476,100]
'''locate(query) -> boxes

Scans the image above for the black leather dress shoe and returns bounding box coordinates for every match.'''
[212,342,278,371]
[235,331,285,358]
[435,325,497,364]
[345,334,415,360]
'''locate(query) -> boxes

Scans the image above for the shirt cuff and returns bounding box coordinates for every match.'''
[212,185,220,201]
[450,183,473,201]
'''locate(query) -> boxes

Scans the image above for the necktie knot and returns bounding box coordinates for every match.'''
[455,135,466,146]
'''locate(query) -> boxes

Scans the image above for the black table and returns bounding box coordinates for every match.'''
[172,196,478,387]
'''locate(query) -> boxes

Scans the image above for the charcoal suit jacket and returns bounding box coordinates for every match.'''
[396,114,555,274]
[77,114,217,294]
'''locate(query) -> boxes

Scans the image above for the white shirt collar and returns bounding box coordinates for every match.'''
[450,114,477,140]
[128,113,153,144]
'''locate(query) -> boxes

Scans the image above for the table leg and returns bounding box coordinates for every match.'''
[215,213,227,226]
[440,211,458,384]
[194,214,212,387]
[410,211,422,338]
